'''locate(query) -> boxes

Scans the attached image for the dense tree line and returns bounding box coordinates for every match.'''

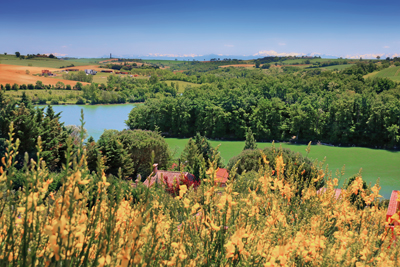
[0,89,175,182]
[0,90,70,170]
[127,62,400,148]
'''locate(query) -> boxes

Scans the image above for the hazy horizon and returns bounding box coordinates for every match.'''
[1,0,399,59]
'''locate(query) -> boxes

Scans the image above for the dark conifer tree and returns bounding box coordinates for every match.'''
[244,128,257,150]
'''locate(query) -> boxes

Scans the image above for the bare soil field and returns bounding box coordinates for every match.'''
[0,64,89,86]
[219,64,255,68]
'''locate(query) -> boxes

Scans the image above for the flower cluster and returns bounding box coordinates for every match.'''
[0,133,399,266]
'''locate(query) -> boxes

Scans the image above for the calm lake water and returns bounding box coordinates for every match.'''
[38,104,136,140]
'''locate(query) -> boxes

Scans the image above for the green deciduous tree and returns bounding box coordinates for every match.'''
[97,129,171,179]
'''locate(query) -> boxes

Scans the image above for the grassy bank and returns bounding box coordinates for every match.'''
[165,138,400,198]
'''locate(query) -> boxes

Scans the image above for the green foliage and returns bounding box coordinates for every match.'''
[62,71,93,83]
[127,63,400,148]
[344,174,371,209]
[0,97,70,171]
[244,127,257,150]
[180,138,205,180]
[97,129,171,179]
[227,146,323,192]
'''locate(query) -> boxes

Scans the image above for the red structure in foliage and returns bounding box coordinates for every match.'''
[215,168,229,187]
[386,190,400,226]
[143,164,198,196]
[41,70,53,76]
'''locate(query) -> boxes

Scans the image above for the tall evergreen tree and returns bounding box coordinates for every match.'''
[181,138,205,180]
[244,128,257,150]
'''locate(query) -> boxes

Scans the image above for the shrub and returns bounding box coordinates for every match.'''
[38,98,47,104]
[163,173,200,197]
[0,137,393,266]
[227,145,323,192]
[50,99,59,105]
[76,97,85,104]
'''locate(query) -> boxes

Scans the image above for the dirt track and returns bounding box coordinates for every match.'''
[0,64,89,86]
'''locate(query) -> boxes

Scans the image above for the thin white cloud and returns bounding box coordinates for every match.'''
[343,53,400,59]
[224,44,234,47]
[383,46,390,49]
[278,43,286,46]
[147,53,202,58]
[61,45,67,48]
[44,53,67,57]
[253,50,304,57]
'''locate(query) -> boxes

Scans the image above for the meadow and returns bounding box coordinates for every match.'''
[4,89,83,104]
[321,64,355,70]
[164,80,203,92]
[165,138,400,198]
[0,55,100,68]
[279,58,361,65]
[363,65,400,82]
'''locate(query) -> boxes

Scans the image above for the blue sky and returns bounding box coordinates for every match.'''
[1,0,399,59]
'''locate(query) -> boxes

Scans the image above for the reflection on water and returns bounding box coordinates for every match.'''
[37,104,136,140]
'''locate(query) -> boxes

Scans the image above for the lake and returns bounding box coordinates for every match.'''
[38,104,136,140]
[38,104,400,199]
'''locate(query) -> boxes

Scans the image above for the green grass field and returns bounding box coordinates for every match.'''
[85,72,149,84]
[4,89,82,104]
[165,138,400,198]
[0,55,108,68]
[164,80,203,92]
[363,66,400,82]
[321,64,355,70]
[373,66,400,82]
[279,58,361,65]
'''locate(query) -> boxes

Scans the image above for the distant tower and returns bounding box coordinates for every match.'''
[110,53,112,59]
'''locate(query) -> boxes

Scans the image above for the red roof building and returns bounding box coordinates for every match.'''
[387,190,400,225]
[143,164,196,187]
[215,168,229,187]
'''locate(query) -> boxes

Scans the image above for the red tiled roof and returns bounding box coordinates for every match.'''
[387,190,400,224]
[143,171,195,187]
[215,168,229,185]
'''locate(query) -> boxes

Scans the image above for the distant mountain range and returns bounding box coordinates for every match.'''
[94,51,400,61]
[98,53,340,61]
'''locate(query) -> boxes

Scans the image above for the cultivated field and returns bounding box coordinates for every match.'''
[219,64,255,68]
[321,64,355,70]
[0,64,89,86]
[165,138,400,199]
[363,65,400,82]
[279,58,360,65]
[0,55,99,68]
